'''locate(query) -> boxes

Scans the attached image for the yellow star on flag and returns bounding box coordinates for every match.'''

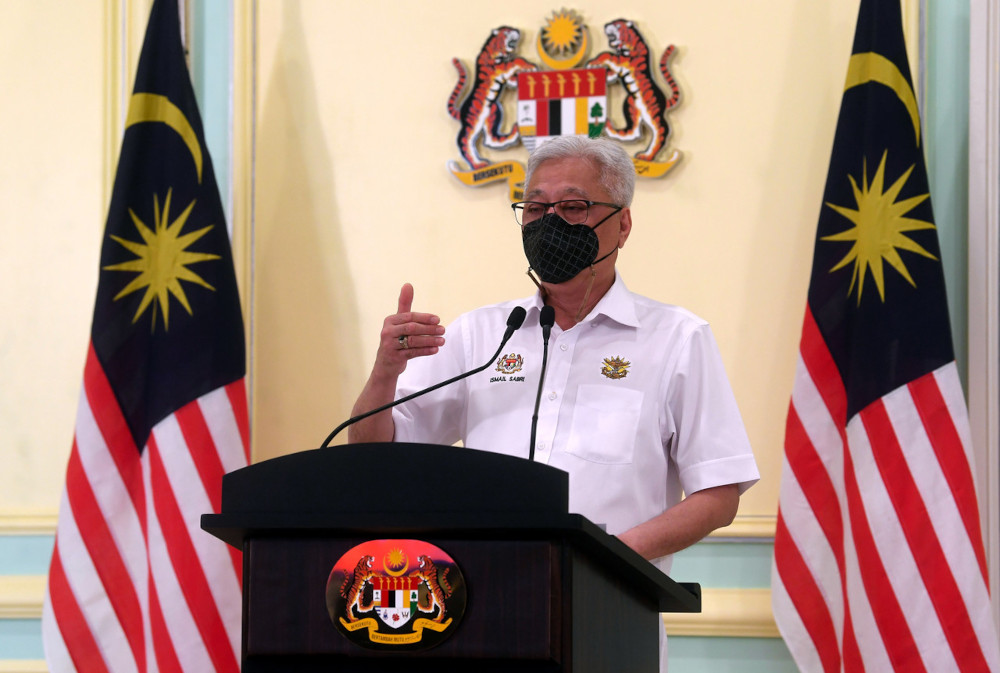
[822,150,937,303]
[104,188,219,330]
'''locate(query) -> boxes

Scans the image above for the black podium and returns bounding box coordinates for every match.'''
[201,443,700,672]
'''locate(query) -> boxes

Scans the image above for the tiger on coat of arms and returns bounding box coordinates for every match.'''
[413,555,454,622]
[447,26,538,170]
[339,555,376,622]
[586,19,681,162]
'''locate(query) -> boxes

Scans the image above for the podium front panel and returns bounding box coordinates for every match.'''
[245,537,561,663]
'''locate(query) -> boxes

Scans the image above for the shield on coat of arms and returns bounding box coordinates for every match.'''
[517,68,607,152]
[373,576,420,629]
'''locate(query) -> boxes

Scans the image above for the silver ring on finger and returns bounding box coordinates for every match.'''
[398,335,409,350]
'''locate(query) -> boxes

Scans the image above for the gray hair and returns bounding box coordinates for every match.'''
[524,136,636,206]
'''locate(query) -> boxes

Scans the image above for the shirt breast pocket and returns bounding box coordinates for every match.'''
[564,384,642,464]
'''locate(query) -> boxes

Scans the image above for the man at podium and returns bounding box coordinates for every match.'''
[348,136,760,670]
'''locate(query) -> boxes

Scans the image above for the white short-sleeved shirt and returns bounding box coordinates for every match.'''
[393,274,759,671]
[393,274,760,576]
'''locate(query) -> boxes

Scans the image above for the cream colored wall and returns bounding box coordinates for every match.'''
[0,0,920,527]
[0,0,158,529]
[0,1,109,522]
[248,0,893,525]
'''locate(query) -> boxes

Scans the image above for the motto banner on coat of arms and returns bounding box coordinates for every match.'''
[446,10,682,201]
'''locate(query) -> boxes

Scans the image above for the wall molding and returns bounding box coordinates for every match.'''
[0,576,44,619]
[968,0,1000,634]
[0,510,777,540]
[664,588,777,638]
[0,662,47,673]
[2,576,778,640]
[232,0,257,462]
[0,514,56,536]
[710,514,775,539]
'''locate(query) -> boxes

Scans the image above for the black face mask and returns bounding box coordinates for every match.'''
[521,211,619,284]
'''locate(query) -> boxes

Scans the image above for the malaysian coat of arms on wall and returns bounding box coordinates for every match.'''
[447,10,682,200]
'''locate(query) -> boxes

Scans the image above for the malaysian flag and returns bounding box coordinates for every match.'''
[41,0,248,670]
[771,1,1000,670]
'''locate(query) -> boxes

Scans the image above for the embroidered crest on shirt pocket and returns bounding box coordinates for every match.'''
[600,355,630,380]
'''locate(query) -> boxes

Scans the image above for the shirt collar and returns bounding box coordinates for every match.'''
[587,271,639,327]
[525,271,640,328]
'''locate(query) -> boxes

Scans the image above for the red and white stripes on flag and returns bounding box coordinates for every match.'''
[772,308,999,672]
[41,0,249,669]
[42,346,248,672]
[772,0,1000,669]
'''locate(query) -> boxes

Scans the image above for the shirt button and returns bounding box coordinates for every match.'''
[537,441,546,450]
[560,343,568,351]
[548,391,557,401]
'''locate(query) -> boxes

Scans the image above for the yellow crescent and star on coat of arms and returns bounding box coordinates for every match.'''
[446,10,682,201]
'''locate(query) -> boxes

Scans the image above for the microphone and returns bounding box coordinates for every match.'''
[320,306,528,448]
[528,305,556,461]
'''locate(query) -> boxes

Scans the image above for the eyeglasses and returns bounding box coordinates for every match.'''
[511,199,622,226]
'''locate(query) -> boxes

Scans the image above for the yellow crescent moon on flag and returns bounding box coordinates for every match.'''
[125,93,203,182]
[536,29,589,70]
[844,52,921,146]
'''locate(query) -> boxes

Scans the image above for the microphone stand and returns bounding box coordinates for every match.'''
[529,305,555,461]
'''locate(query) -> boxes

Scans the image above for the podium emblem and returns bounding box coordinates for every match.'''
[327,540,466,650]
